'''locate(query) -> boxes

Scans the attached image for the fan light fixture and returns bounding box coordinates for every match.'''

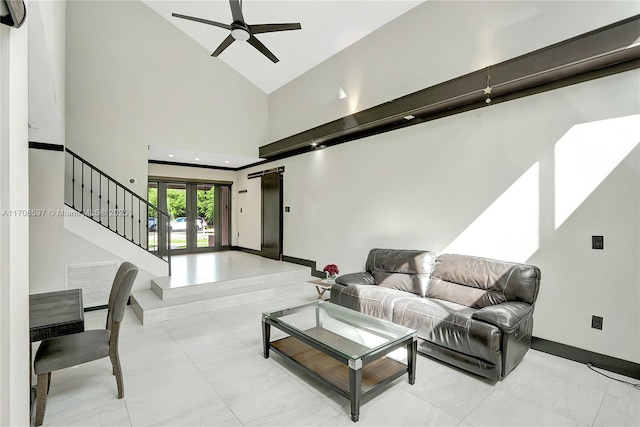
[231,28,250,41]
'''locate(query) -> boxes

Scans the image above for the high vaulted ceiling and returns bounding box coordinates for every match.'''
[142,0,424,94]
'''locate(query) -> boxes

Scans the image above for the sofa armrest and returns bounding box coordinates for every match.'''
[335,272,376,286]
[472,302,533,333]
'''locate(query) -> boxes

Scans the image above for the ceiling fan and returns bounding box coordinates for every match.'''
[172,0,301,63]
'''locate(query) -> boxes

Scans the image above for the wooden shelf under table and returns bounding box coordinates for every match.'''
[271,335,407,395]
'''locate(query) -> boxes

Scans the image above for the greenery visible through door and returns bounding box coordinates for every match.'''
[148,181,227,253]
[147,186,215,226]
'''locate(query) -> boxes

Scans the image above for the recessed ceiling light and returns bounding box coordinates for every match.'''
[194,158,200,161]
[404,115,415,120]
[168,154,174,158]
[225,160,230,164]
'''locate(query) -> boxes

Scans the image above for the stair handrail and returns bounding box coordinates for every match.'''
[65,148,171,271]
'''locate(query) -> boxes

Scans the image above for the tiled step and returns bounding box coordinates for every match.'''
[151,266,312,299]
[131,267,315,325]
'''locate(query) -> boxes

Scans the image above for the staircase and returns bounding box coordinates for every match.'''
[65,148,171,267]
[130,253,314,324]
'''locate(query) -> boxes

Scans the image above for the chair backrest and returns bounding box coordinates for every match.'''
[106,262,138,330]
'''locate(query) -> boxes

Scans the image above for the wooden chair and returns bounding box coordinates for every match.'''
[33,262,138,426]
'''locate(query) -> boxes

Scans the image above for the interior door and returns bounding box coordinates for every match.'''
[261,173,282,260]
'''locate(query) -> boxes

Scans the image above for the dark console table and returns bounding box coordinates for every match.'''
[29,289,84,342]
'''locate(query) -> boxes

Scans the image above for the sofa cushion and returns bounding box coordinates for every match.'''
[330,284,421,322]
[427,254,541,308]
[392,297,502,366]
[365,248,436,297]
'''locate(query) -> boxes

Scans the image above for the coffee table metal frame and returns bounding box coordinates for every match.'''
[262,301,417,422]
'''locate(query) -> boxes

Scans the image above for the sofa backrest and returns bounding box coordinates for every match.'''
[366,248,436,297]
[427,253,540,308]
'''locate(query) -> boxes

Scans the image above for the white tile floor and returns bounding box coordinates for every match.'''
[35,253,640,427]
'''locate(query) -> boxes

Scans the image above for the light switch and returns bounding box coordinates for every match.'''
[592,236,604,250]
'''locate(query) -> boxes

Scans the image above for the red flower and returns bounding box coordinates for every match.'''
[323,264,339,275]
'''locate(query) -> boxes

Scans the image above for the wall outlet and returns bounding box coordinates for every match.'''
[591,315,603,330]
[592,236,604,250]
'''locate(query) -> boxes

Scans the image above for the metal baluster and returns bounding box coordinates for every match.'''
[115,184,118,234]
[131,193,134,243]
[107,179,110,230]
[81,163,84,214]
[122,188,126,238]
[99,174,102,224]
[137,197,141,246]
[71,158,76,209]
[90,168,93,219]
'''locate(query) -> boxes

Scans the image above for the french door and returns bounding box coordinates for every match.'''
[148,180,231,254]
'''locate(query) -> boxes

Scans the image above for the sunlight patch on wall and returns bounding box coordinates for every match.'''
[443,163,540,263]
[554,115,640,229]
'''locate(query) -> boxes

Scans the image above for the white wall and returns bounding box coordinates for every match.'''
[266,71,640,363]
[269,0,640,141]
[61,212,166,294]
[253,1,640,363]
[28,0,65,144]
[65,0,268,197]
[29,148,66,291]
[0,19,30,426]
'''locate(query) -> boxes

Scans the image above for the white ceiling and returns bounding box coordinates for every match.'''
[148,145,264,169]
[143,0,424,168]
[143,0,424,94]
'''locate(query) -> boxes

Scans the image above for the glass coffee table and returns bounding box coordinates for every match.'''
[262,301,417,422]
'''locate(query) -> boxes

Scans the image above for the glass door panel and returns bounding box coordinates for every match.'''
[196,183,215,249]
[167,183,187,251]
[147,182,159,252]
[221,186,230,247]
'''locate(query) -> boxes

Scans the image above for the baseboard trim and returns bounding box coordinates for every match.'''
[231,246,263,257]
[28,141,64,151]
[281,255,325,278]
[531,337,640,380]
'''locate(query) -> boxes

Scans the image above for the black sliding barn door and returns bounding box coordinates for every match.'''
[261,172,283,260]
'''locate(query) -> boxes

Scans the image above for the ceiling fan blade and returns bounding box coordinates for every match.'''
[212,34,235,57]
[229,0,245,23]
[172,13,231,30]
[250,23,302,34]
[247,35,279,63]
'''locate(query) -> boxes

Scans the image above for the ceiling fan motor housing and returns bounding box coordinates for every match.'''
[231,22,250,41]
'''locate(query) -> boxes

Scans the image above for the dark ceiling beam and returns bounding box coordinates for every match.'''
[259,14,640,160]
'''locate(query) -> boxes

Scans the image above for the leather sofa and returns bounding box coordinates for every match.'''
[330,248,541,381]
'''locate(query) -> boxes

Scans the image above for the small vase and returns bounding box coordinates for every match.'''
[325,273,337,282]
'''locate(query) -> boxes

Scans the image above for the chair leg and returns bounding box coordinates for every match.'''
[47,372,51,394]
[35,373,49,426]
[110,352,124,399]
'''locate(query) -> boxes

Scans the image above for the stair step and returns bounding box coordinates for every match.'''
[131,276,316,325]
[151,266,311,299]
[131,263,318,324]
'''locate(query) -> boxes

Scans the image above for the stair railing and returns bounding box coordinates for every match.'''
[64,148,171,272]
